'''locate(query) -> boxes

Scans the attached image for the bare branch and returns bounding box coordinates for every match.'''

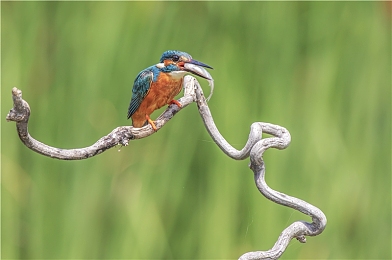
[189,80,327,259]
[238,124,327,260]
[6,75,326,258]
[6,79,196,160]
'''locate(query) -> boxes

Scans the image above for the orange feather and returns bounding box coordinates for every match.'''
[131,73,183,127]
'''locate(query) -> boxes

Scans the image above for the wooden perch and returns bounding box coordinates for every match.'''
[6,75,326,259]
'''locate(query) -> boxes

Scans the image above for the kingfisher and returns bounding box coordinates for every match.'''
[127,50,213,131]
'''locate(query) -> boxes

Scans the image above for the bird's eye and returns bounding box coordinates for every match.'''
[172,55,180,62]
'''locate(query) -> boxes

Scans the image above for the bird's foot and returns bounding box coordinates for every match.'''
[145,115,157,131]
[169,99,182,108]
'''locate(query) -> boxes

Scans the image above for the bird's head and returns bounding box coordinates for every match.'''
[157,50,213,80]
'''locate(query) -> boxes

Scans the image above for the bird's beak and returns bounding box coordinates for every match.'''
[182,59,213,80]
[188,59,213,70]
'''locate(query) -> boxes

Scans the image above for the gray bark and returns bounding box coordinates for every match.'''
[6,75,326,259]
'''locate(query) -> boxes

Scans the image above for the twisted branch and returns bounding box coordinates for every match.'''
[6,75,326,259]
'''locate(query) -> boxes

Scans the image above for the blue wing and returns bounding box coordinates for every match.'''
[127,69,153,119]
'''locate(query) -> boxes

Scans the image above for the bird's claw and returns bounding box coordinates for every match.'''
[146,115,157,131]
[169,99,182,108]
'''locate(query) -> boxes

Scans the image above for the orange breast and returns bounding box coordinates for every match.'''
[131,73,183,127]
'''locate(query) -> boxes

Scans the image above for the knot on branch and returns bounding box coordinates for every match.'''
[6,87,31,123]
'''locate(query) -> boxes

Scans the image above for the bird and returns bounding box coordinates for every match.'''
[127,50,213,131]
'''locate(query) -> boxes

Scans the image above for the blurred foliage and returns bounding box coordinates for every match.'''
[1,1,390,259]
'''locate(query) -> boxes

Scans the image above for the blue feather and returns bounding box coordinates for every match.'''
[127,69,153,119]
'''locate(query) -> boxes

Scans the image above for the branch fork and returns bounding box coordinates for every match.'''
[6,75,326,259]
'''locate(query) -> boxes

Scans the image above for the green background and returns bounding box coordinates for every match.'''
[2,2,390,259]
